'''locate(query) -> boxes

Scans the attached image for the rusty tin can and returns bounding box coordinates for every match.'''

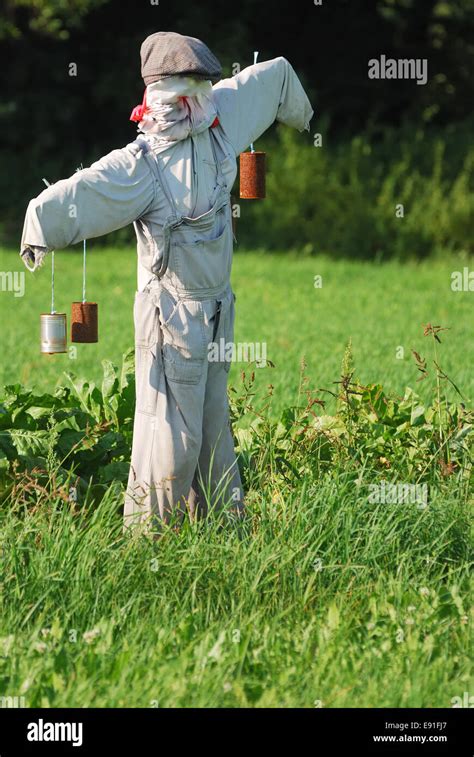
[71,302,98,343]
[239,151,266,199]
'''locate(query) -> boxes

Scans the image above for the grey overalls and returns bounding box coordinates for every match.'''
[123,132,243,529]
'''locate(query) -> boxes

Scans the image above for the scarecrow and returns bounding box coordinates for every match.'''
[20,32,314,531]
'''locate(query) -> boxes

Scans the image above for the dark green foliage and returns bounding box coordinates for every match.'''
[236,120,474,257]
[1,0,473,253]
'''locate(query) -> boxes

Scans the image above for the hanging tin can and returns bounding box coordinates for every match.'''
[240,151,266,199]
[40,313,67,354]
[71,301,98,343]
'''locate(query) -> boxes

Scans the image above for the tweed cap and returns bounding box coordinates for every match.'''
[140,32,222,85]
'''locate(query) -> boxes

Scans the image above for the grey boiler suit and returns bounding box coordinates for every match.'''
[19,57,314,529]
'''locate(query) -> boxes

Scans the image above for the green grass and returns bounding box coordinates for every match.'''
[0,247,472,413]
[0,246,472,708]
[0,472,471,708]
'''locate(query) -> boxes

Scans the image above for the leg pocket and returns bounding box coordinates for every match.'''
[162,353,203,384]
[157,290,208,386]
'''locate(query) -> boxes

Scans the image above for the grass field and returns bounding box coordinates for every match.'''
[0,246,472,411]
[0,246,472,708]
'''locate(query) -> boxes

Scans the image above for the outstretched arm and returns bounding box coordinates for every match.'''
[213,56,314,156]
[20,143,154,271]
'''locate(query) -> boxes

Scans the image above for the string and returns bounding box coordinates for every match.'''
[82,239,86,303]
[51,251,55,314]
[74,165,87,305]
[250,51,259,154]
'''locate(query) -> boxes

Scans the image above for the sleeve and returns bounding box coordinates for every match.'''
[212,56,314,156]
[20,143,155,271]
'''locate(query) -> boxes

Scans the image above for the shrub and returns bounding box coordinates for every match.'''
[236,118,473,259]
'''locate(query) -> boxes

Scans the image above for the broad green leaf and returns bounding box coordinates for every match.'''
[101,360,118,400]
[120,348,135,391]
[9,429,51,457]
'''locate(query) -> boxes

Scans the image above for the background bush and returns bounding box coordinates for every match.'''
[236,118,473,259]
[1,0,473,256]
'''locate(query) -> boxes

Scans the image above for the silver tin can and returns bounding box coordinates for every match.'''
[40,313,67,354]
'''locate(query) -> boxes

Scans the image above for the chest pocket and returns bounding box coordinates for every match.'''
[168,203,233,294]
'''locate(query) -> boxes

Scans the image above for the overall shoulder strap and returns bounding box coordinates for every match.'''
[209,128,226,188]
[135,138,180,219]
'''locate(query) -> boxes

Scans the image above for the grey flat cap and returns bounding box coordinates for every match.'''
[140,31,222,85]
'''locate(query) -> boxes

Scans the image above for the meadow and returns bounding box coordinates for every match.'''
[0,246,472,708]
[0,247,472,410]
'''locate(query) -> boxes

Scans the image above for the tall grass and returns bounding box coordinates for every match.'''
[0,463,470,707]
[0,342,471,708]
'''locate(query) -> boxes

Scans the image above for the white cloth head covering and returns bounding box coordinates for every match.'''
[135,76,217,152]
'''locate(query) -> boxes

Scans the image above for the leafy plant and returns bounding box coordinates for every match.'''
[229,328,472,497]
[0,332,471,512]
[0,349,135,503]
